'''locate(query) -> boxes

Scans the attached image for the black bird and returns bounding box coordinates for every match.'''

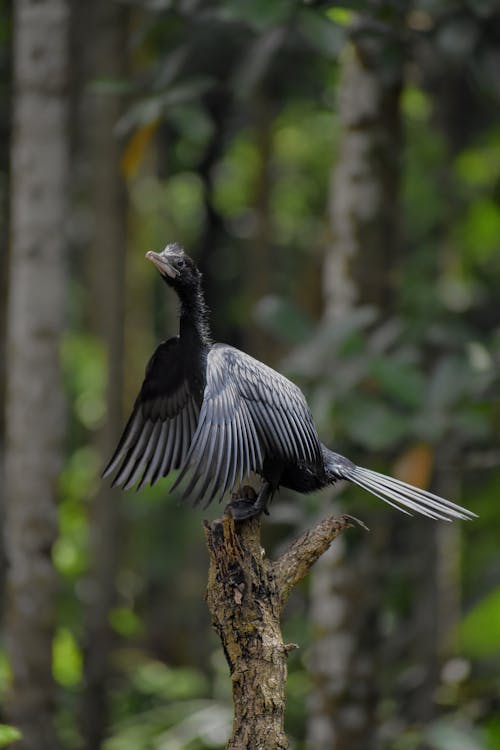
[103,243,475,523]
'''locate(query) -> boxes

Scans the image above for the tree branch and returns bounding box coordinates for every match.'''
[203,508,356,750]
[273,514,359,609]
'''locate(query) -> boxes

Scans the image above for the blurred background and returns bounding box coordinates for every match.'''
[1,1,500,749]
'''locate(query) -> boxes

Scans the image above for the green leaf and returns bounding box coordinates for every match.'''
[484,716,500,750]
[458,199,500,265]
[327,8,353,26]
[455,144,500,188]
[109,607,142,638]
[53,628,82,687]
[61,333,106,429]
[458,588,500,657]
[402,86,431,122]
[0,725,22,748]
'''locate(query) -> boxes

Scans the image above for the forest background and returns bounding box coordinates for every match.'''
[0,1,499,749]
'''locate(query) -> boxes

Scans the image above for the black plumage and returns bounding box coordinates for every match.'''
[103,243,476,523]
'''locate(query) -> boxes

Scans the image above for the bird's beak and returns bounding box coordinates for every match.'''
[145,251,178,278]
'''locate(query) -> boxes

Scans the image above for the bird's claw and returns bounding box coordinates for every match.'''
[225,499,262,520]
[225,485,267,520]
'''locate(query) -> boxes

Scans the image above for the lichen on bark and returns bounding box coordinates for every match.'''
[204,512,355,750]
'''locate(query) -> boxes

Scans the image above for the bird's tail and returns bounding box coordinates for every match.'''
[325,450,476,522]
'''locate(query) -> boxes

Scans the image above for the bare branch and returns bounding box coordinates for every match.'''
[203,508,357,749]
[273,515,363,609]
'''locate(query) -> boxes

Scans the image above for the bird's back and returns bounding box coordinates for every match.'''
[170,343,324,505]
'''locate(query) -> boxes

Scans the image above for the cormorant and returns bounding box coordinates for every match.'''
[103,243,475,523]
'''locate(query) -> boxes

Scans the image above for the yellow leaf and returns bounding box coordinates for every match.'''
[121,120,159,180]
[393,442,434,489]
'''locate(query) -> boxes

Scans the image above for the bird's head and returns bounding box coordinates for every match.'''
[146,243,201,294]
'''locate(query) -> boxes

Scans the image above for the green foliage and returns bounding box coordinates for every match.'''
[61,333,106,431]
[0,652,11,703]
[458,588,500,657]
[213,134,260,217]
[54,446,98,581]
[105,701,230,750]
[130,660,209,702]
[484,717,500,750]
[457,199,500,267]
[53,628,83,688]
[455,137,500,189]
[0,726,22,748]
[105,653,228,750]
[109,607,143,638]
[401,86,432,122]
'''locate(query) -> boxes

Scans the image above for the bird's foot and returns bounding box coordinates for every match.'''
[225,485,268,521]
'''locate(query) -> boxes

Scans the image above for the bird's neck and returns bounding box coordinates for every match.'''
[178,286,211,350]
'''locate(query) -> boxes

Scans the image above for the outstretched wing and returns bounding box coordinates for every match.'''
[102,337,201,490]
[172,344,322,507]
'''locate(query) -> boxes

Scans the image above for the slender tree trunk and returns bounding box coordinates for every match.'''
[4,1,69,747]
[324,20,402,318]
[403,445,462,725]
[0,0,13,622]
[308,15,403,750]
[77,3,128,747]
[204,513,354,750]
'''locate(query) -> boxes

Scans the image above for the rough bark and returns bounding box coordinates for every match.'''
[77,3,128,747]
[308,14,403,750]
[4,0,69,747]
[204,512,355,750]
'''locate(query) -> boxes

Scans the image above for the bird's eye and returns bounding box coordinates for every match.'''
[177,258,186,270]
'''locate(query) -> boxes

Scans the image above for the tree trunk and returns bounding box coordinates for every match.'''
[0,0,13,621]
[4,1,69,747]
[308,14,403,750]
[204,513,355,750]
[324,20,402,319]
[77,3,128,747]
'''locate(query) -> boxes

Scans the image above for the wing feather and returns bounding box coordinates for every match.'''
[218,414,234,498]
[102,410,143,479]
[195,418,221,501]
[204,422,228,505]
[103,337,202,490]
[136,421,165,490]
[149,422,169,486]
[156,415,177,480]
[113,418,155,489]
[171,344,321,508]
[128,419,165,490]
